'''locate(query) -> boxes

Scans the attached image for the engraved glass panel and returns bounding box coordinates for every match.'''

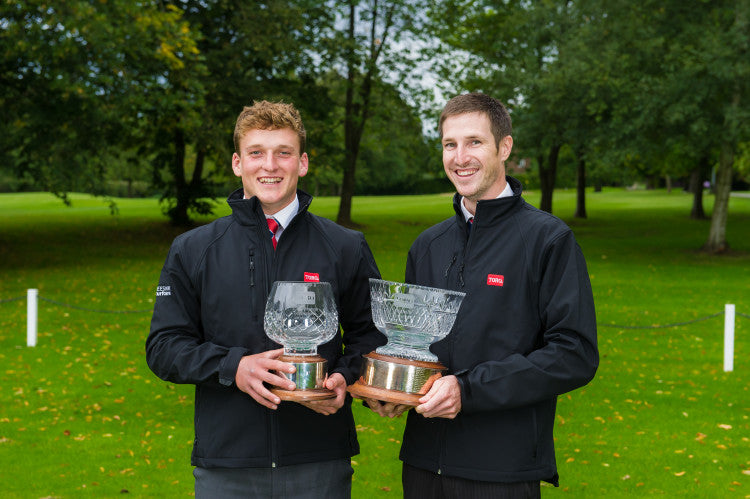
[369,279,465,362]
[264,281,338,355]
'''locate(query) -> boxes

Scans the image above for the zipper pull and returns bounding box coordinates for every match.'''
[444,254,457,279]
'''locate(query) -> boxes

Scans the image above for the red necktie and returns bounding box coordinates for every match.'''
[266,218,279,250]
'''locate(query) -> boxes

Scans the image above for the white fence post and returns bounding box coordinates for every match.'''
[724,303,735,372]
[27,288,38,347]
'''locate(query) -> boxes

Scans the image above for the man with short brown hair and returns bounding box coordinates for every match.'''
[367,93,598,498]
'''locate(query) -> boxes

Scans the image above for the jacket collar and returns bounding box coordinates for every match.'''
[452,176,524,228]
[227,188,313,227]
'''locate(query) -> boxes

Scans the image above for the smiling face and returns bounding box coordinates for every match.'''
[231,127,309,215]
[441,112,513,215]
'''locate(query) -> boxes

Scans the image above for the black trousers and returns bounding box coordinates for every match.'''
[402,463,541,499]
[194,458,353,499]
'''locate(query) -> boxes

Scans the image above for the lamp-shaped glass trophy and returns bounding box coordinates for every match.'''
[264,281,339,401]
[348,279,465,406]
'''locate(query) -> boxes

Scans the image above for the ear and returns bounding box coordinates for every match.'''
[499,135,513,162]
[231,152,242,177]
[298,152,309,178]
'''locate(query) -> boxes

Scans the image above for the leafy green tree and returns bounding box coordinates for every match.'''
[294,69,438,197]
[1,1,202,205]
[317,0,427,226]
[428,0,595,214]
[147,0,337,225]
[582,0,749,251]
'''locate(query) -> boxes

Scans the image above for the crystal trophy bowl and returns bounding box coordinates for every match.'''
[264,281,338,401]
[348,279,465,406]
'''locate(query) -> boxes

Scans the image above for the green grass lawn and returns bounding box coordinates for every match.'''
[0,188,748,498]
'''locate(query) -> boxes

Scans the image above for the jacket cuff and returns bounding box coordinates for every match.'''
[218,347,249,386]
[456,371,472,411]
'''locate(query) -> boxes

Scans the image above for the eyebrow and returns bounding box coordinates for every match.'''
[442,134,484,143]
[244,143,296,151]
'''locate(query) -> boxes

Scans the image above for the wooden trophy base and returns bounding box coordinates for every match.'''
[347,352,445,406]
[271,354,335,402]
[270,387,336,402]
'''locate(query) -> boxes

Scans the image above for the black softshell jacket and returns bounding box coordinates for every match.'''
[400,177,598,485]
[146,189,385,468]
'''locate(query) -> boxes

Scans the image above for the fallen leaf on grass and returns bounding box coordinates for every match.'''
[717,424,732,430]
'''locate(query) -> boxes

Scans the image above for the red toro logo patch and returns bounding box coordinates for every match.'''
[487,274,504,287]
[304,272,320,282]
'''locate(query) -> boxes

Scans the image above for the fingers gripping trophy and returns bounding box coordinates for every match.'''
[348,279,466,406]
[264,281,339,401]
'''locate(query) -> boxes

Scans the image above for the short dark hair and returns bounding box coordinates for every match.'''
[438,93,512,150]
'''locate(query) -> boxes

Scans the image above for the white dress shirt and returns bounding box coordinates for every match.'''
[460,182,514,223]
[265,195,299,242]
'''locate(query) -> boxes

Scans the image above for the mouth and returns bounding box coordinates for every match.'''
[258,177,282,184]
[455,168,477,177]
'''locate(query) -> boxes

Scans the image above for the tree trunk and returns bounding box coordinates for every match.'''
[192,147,205,188]
[574,153,587,219]
[538,144,560,214]
[335,1,393,227]
[338,129,360,226]
[704,43,742,253]
[688,166,706,220]
[169,129,190,226]
[703,141,734,253]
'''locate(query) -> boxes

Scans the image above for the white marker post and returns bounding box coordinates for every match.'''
[723,304,735,372]
[27,288,38,347]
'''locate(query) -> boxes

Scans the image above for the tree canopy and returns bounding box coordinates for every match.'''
[2,0,748,251]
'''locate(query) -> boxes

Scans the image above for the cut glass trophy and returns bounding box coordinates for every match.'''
[347,279,465,406]
[264,281,338,401]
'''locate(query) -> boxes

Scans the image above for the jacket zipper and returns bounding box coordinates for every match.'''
[249,249,257,321]
[444,253,457,284]
[458,217,474,289]
[257,219,279,467]
[437,419,448,475]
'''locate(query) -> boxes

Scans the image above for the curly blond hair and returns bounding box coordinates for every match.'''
[233,100,306,154]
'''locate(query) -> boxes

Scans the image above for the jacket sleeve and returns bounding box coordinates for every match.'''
[145,240,248,387]
[332,234,387,384]
[457,232,599,414]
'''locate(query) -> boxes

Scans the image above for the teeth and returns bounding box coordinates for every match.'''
[456,169,476,177]
[259,177,282,184]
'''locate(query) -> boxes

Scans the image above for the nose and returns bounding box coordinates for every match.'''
[261,150,277,171]
[454,144,471,166]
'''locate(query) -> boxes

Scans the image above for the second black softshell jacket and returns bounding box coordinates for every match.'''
[400,177,598,485]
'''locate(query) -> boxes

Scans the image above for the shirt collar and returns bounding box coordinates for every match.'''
[460,181,514,222]
[265,195,299,230]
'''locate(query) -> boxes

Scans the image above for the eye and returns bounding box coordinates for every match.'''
[443,142,456,150]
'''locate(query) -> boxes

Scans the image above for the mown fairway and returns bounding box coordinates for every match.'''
[0,189,748,498]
